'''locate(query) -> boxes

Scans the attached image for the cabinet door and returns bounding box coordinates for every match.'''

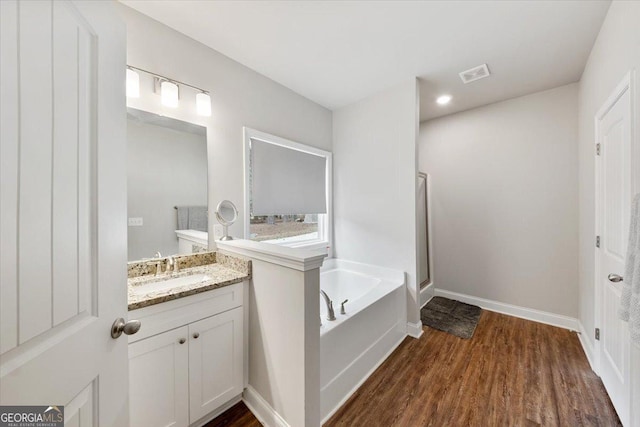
[189,307,243,422]
[129,326,189,427]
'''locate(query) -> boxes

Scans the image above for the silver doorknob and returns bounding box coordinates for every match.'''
[111,318,141,339]
[608,274,623,283]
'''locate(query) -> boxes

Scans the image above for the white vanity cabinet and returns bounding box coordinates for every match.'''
[188,307,243,422]
[129,326,190,427]
[175,229,209,254]
[128,282,245,427]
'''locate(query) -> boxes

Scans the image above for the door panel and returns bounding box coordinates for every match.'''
[1,0,96,348]
[16,0,55,344]
[64,382,96,427]
[0,1,128,425]
[604,117,628,261]
[0,0,20,355]
[597,80,632,426]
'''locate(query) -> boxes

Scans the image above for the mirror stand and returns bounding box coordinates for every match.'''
[220,224,233,241]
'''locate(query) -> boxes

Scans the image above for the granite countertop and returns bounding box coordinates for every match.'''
[128,252,251,310]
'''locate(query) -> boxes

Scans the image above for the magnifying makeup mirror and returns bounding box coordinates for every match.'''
[215,200,238,241]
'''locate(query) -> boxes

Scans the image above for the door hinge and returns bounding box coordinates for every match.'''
[595,328,600,341]
[596,236,600,248]
[596,143,601,156]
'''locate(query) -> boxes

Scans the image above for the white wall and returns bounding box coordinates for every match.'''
[127,118,207,260]
[419,83,579,318]
[577,2,640,425]
[333,79,419,325]
[118,5,333,241]
[217,240,323,427]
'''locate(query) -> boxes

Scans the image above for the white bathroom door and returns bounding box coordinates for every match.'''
[0,1,129,425]
[595,74,633,426]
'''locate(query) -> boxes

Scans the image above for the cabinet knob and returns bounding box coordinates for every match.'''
[193,332,200,339]
[179,338,186,344]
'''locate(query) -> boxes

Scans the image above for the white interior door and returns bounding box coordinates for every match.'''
[596,74,633,427]
[0,1,128,425]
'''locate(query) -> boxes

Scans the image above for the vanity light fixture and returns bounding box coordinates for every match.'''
[126,65,212,115]
[196,92,212,117]
[436,95,452,105]
[160,80,179,108]
[126,68,140,98]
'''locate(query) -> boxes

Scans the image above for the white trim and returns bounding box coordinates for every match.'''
[434,289,580,331]
[577,322,597,373]
[419,282,435,309]
[216,239,326,272]
[242,127,333,257]
[242,385,290,427]
[593,70,636,374]
[406,321,424,338]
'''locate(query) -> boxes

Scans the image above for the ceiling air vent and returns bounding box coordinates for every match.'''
[459,64,490,84]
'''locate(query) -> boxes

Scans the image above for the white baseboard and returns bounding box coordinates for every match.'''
[243,385,290,427]
[420,282,435,308]
[434,289,580,331]
[577,322,596,372]
[406,321,424,338]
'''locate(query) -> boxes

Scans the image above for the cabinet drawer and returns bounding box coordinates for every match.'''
[128,282,244,343]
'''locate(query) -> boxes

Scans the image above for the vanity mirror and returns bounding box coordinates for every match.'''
[127,108,208,261]
[215,200,238,241]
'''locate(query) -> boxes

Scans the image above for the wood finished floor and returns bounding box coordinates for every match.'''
[205,401,261,427]
[206,311,621,427]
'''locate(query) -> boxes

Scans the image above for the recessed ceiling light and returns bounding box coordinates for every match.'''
[436,95,452,105]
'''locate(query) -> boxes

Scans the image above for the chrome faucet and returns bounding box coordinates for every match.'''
[154,252,163,277]
[166,256,176,274]
[340,299,348,315]
[320,290,336,321]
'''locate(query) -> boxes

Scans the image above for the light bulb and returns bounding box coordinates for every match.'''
[126,68,140,98]
[161,81,179,108]
[196,92,212,117]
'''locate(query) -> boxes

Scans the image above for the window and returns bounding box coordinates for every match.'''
[243,128,332,252]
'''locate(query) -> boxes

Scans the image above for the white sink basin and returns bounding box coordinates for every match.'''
[133,273,211,294]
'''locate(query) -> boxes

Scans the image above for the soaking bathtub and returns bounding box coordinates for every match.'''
[319,259,407,422]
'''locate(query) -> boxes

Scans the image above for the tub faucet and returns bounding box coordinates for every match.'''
[320,290,336,321]
[340,299,348,315]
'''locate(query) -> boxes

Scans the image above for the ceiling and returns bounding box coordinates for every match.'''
[121,0,611,121]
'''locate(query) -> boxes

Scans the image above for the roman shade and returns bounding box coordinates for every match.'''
[251,138,327,216]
